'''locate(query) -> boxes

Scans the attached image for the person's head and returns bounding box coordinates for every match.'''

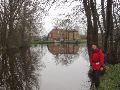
[92,44,97,50]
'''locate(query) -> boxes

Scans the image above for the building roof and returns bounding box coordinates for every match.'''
[49,28,78,33]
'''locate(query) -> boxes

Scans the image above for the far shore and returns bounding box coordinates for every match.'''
[31,40,87,44]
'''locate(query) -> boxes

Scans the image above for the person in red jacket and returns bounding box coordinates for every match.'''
[90,44,104,89]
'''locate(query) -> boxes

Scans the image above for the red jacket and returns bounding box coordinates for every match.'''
[90,48,104,71]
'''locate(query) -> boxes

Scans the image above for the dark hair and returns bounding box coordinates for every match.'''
[91,43,97,46]
[91,43,99,48]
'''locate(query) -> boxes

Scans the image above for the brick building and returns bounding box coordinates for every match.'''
[48,28,80,41]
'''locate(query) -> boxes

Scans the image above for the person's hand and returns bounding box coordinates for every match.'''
[100,67,104,71]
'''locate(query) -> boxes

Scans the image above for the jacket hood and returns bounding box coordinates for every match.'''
[93,48,99,53]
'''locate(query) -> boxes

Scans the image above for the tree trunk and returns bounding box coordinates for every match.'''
[104,0,113,51]
[104,0,114,64]
[83,0,94,57]
[90,0,98,46]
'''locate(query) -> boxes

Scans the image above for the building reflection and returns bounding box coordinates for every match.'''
[47,44,80,55]
[47,44,80,66]
[0,47,40,90]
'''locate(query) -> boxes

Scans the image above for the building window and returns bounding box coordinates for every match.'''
[49,34,51,37]
[58,31,59,34]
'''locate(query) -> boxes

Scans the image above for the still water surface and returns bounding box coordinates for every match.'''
[32,44,91,90]
[0,44,91,90]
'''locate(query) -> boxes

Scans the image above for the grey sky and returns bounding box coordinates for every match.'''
[42,0,101,35]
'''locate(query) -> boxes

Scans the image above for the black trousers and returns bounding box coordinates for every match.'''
[92,70,100,88]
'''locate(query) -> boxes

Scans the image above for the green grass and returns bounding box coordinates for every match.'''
[31,40,87,44]
[100,64,120,90]
[31,40,54,44]
[80,39,87,43]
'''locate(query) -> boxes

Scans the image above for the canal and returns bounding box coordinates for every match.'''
[32,44,91,90]
[0,44,91,90]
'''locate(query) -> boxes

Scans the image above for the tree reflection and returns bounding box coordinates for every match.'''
[0,47,40,90]
[47,44,80,66]
[54,54,79,66]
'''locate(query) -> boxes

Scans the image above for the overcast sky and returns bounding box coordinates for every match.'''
[42,0,101,35]
[43,1,80,32]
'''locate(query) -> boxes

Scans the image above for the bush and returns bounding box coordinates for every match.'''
[100,64,120,90]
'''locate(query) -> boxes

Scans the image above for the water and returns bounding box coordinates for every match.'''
[32,44,91,90]
[0,44,91,90]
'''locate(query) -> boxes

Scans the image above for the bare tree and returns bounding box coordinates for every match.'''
[83,0,120,63]
[0,0,41,48]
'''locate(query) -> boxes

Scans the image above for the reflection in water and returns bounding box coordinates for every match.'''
[0,44,90,90]
[37,44,91,90]
[47,44,80,55]
[47,44,80,66]
[54,54,79,66]
[0,47,40,90]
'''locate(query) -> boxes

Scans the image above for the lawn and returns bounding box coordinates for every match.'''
[100,64,120,90]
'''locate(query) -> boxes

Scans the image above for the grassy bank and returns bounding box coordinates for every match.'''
[100,64,120,90]
[31,40,54,44]
[31,40,87,44]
